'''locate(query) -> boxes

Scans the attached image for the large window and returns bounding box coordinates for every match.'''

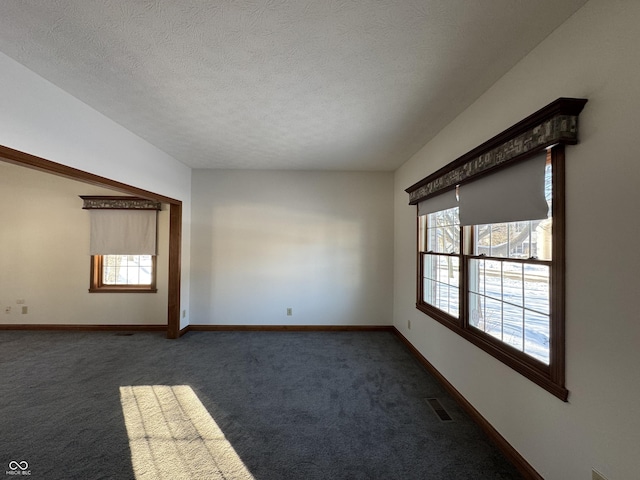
[406,97,587,401]
[416,149,563,399]
[420,206,553,364]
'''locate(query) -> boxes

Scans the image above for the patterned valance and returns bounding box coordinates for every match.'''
[406,98,588,205]
[80,196,161,210]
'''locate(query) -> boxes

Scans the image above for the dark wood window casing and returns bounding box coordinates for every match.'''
[90,254,158,293]
[406,98,587,401]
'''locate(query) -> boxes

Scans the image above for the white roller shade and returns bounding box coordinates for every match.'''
[458,152,549,226]
[89,210,157,255]
[417,189,458,216]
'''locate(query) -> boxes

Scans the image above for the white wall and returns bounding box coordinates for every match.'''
[394,1,640,479]
[191,170,394,326]
[0,52,192,328]
[0,162,168,324]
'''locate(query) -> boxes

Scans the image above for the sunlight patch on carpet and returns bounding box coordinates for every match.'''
[120,385,254,480]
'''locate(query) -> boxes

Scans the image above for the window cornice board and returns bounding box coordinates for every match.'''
[405,97,587,205]
[80,195,161,210]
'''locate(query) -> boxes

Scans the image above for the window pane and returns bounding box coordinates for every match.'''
[448,286,460,318]
[127,267,140,284]
[489,223,508,257]
[468,257,551,362]
[475,225,491,255]
[103,255,123,284]
[436,281,449,312]
[507,222,531,258]
[424,253,437,282]
[426,207,460,254]
[443,225,456,253]
[435,228,444,253]
[139,266,152,284]
[102,254,153,286]
[469,292,485,330]
[484,297,503,341]
[422,253,460,319]
[484,260,502,301]
[503,306,524,351]
[503,262,523,307]
[523,264,550,315]
[434,255,459,286]
[427,226,436,252]
[447,256,460,286]
[468,259,484,295]
[524,310,550,364]
[423,278,436,306]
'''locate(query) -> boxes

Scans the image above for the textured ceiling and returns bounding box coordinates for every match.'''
[0,0,588,171]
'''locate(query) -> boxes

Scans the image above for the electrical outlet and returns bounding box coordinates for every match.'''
[16,299,25,305]
[286,308,293,316]
[592,469,608,480]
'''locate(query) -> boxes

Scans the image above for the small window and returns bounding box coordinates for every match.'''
[90,254,157,293]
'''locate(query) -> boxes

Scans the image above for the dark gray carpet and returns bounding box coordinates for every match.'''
[0,330,523,479]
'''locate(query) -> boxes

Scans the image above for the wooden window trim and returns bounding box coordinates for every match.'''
[415,145,567,401]
[89,255,158,293]
[407,97,586,401]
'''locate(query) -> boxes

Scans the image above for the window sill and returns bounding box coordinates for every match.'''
[89,287,157,293]
[416,302,568,401]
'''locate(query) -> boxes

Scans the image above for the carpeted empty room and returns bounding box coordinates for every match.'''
[0,330,522,479]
